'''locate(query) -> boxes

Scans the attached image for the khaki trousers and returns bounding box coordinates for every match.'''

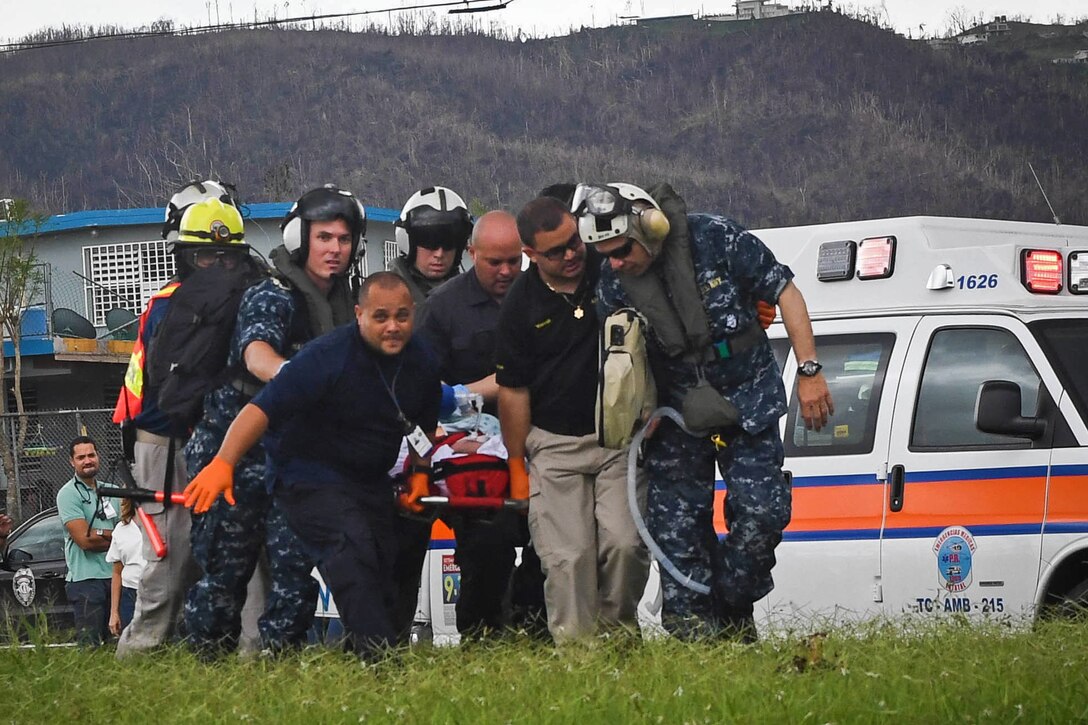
[117,436,200,656]
[525,428,649,642]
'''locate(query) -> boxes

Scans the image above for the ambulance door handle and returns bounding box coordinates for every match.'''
[888,464,905,512]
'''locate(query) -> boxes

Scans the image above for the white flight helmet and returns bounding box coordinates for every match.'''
[394,186,473,263]
[162,179,238,242]
[571,182,670,252]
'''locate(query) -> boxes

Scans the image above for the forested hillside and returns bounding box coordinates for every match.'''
[2,11,1086,226]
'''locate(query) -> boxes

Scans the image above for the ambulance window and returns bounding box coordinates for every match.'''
[785,334,893,456]
[911,327,1040,450]
[1031,319,1088,425]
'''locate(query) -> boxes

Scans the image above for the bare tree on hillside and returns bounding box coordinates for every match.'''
[0,200,45,522]
[945,5,987,36]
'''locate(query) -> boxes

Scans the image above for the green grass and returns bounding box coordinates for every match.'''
[3,620,1088,723]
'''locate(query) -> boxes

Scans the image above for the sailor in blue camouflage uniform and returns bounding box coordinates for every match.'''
[184,185,367,655]
[580,182,833,641]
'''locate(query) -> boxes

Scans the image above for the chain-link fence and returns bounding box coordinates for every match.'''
[0,409,122,525]
[17,261,146,343]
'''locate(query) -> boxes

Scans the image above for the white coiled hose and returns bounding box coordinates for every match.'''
[627,407,711,595]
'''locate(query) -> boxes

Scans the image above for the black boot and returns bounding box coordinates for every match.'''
[717,603,757,644]
[710,562,758,644]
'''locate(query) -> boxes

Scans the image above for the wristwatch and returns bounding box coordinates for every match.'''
[94,529,104,537]
[797,360,823,377]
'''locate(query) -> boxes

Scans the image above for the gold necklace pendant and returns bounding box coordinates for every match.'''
[544,277,587,320]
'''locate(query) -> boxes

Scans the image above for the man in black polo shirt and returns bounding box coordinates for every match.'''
[414,210,546,639]
[496,196,649,643]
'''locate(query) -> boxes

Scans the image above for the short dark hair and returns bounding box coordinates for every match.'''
[358,270,411,305]
[538,183,577,207]
[516,196,571,249]
[68,435,97,457]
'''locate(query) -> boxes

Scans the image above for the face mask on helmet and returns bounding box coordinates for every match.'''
[395,186,472,260]
[180,247,247,271]
[162,179,239,241]
[281,185,367,261]
[572,183,670,252]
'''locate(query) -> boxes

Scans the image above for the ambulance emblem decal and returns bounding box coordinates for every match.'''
[933,526,976,593]
[13,567,36,608]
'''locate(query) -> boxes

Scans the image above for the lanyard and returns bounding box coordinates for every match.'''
[375,355,410,432]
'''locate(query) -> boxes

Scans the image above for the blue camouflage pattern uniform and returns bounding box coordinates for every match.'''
[596,213,792,639]
[184,278,317,654]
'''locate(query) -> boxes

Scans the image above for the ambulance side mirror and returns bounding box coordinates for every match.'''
[975,380,1046,440]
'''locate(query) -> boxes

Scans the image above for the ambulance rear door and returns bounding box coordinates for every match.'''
[762,316,915,628]
[878,315,1056,622]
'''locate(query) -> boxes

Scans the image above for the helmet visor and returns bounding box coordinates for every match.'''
[406,207,470,250]
[411,225,465,251]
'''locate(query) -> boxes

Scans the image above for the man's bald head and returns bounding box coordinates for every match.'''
[470,210,523,301]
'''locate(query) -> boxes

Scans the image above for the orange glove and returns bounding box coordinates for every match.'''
[183,455,236,515]
[397,470,431,514]
[508,457,530,501]
[757,301,776,329]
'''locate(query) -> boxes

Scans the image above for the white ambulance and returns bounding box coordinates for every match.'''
[407,215,1088,641]
[753,215,1088,629]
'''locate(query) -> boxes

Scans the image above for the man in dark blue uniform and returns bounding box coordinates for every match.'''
[580,182,833,641]
[183,185,366,656]
[184,272,441,656]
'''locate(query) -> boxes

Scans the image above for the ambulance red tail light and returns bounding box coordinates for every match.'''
[1020,249,1063,294]
[856,236,896,280]
[1068,251,1088,294]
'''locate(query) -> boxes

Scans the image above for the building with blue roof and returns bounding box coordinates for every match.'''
[2,201,400,412]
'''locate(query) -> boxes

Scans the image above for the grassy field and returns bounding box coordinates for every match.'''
[3,619,1088,723]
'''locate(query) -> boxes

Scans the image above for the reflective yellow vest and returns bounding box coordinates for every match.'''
[111,282,180,424]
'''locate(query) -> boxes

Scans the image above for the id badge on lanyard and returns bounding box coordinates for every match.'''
[405,422,432,458]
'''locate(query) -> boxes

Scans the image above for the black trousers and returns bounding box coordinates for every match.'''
[392,510,546,638]
[277,483,395,656]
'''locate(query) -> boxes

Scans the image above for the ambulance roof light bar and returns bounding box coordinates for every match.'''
[1020,248,1063,294]
[856,236,896,280]
[1069,250,1088,295]
[816,240,856,282]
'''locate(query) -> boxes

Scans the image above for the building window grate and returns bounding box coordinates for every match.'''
[383,240,399,271]
[5,383,38,414]
[83,241,175,325]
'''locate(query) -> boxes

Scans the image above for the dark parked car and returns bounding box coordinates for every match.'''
[0,508,73,641]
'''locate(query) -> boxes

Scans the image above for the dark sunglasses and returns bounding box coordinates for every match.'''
[537,232,582,262]
[600,237,637,260]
